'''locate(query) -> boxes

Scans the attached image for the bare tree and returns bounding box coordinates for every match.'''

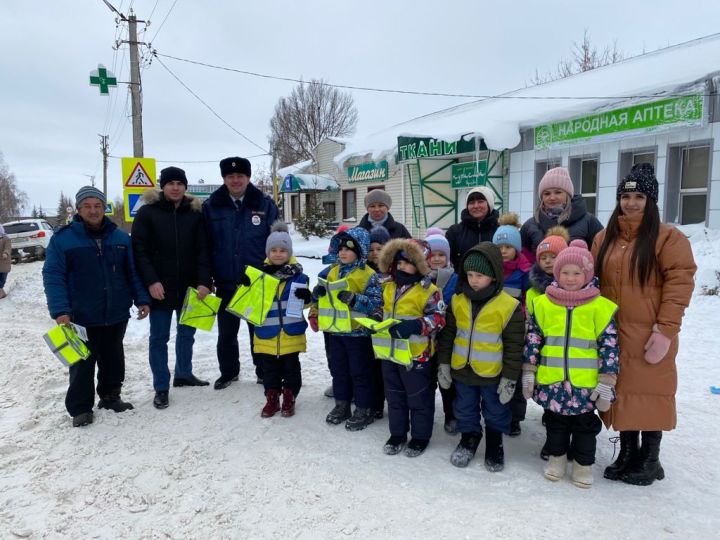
[530,30,624,85]
[0,153,27,222]
[269,79,358,168]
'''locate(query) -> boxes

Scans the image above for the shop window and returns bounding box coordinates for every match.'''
[291,195,300,220]
[323,201,337,220]
[569,156,598,214]
[342,189,357,220]
[679,146,710,224]
[619,149,656,179]
[367,185,385,193]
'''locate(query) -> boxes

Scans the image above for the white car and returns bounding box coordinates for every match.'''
[3,219,54,262]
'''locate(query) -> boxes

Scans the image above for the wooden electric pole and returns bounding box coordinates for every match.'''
[99,134,109,197]
[127,14,144,157]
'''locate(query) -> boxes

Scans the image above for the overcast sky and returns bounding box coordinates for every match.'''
[2,0,720,213]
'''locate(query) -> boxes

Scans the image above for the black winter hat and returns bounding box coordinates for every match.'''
[617,163,658,203]
[337,233,362,260]
[159,166,188,188]
[220,157,252,178]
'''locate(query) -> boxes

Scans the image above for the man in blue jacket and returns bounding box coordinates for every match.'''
[203,157,279,390]
[43,186,151,427]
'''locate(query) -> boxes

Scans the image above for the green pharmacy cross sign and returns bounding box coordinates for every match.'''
[89,64,118,96]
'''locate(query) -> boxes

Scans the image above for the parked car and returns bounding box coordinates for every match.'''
[2,219,54,262]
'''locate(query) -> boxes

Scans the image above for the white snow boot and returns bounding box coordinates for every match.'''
[544,455,567,481]
[571,460,593,488]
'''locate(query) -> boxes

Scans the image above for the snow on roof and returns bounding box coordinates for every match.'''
[336,33,720,165]
[281,173,340,193]
[277,159,313,178]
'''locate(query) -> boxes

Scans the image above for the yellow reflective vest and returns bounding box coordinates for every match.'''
[526,287,541,316]
[43,324,90,367]
[317,264,375,333]
[371,281,438,365]
[531,294,617,388]
[451,292,519,377]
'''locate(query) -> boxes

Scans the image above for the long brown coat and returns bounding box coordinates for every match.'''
[591,215,696,431]
[0,236,11,274]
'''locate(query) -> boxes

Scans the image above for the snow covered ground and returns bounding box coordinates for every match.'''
[1,229,719,538]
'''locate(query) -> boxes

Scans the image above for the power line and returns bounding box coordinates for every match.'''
[109,153,269,163]
[153,53,269,154]
[149,0,179,44]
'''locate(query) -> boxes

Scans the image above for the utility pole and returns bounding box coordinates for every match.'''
[99,134,109,197]
[127,14,144,157]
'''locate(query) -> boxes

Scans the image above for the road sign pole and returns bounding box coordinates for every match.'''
[128,15,144,158]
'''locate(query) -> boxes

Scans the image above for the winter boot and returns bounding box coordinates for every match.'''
[153,391,169,409]
[0,288,6,299]
[280,388,296,418]
[97,390,134,412]
[404,438,429,458]
[345,407,375,431]
[621,431,665,486]
[444,417,458,435]
[383,435,407,455]
[544,455,567,481]
[72,411,94,427]
[509,420,521,437]
[326,400,351,425]
[484,428,505,472]
[604,431,640,480]
[450,431,482,468]
[261,389,281,418]
[323,385,334,398]
[571,460,593,488]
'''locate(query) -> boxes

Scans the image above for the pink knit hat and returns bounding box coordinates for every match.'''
[553,239,594,285]
[538,167,575,198]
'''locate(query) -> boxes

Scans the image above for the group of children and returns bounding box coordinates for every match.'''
[243,214,618,489]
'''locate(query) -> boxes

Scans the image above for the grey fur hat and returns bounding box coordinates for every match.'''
[265,221,293,257]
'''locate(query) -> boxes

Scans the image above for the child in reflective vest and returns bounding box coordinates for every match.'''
[309,227,383,432]
[424,228,459,435]
[436,242,525,472]
[242,221,311,419]
[492,213,532,438]
[522,240,619,488]
[375,239,445,457]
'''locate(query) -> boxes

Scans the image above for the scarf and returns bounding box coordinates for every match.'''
[502,252,532,278]
[263,262,303,281]
[368,214,389,227]
[545,276,601,307]
[529,264,553,293]
[394,269,422,288]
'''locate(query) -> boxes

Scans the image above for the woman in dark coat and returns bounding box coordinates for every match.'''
[520,167,603,262]
[446,186,500,270]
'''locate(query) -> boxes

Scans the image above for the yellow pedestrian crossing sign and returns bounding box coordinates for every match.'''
[121,157,156,188]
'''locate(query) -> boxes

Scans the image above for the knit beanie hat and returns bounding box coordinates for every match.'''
[220,156,252,177]
[159,166,188,188]
[265,221,293,257]
[463,251,495,278]
[75,185,106,207]
[536,226,570,259]
[538,167,575,198]
[369,225,390,245]
[492,213,521,252]
[337,232,362,259]
[465,186,495,210]
[425,234,451,260]
[617,163,659,203]
[553,239,594,285]
[364,189,392,209]
[425,227,445,237]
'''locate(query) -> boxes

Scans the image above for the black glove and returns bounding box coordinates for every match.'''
[313,284,327,297]
[337,290,355,306]
[389,319,423,339]
[238,272,251,287]
[294,287,312,301]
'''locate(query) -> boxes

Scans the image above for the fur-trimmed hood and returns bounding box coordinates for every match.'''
[378,238,431,276]
[141,189,202,212]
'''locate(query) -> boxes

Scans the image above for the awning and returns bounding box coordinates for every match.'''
[281,173,340,193]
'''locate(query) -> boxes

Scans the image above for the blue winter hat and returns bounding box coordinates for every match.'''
[75,185,106,207]
[369,225,390,245]
[492,225,521,253]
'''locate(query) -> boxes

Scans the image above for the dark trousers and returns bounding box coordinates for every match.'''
[327,334,374,409]
[65,321,128,417]
[545,410,602,466]
[258,352,301,395]
[372,352,385,413]
[217,290,262,379]
[453,381,511,435]
[510,373,527,423]
[382,360,435,440]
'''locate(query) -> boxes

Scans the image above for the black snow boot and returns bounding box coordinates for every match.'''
[153,391,169,410]
[97,390,134,412]
[621,431,665,486]
[383,435,407,455]
[72,411,94,427]
[484,428,505,472]
[450,431,482,468]
[325,400,351,425]
[604,431,640,480]
[345,407,375,431]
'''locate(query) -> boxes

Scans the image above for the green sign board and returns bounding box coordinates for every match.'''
[89,64,118,96]
[534,94,704,149]
[397,136,484,162]
[451,161,488,189]
[347,160,389,183]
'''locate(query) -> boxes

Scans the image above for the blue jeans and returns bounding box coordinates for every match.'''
[149,308,196,391]
[453,381,511,435]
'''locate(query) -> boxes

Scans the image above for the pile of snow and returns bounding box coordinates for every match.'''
[0,228,718,537]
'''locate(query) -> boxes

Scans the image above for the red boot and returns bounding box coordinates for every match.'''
[280,388,296,417]
[261,389,280,418]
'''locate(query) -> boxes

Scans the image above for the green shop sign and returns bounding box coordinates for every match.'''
[534,94,704,149]
[397,136,484,162]
[347,160,389,183]
[451,161,488,189]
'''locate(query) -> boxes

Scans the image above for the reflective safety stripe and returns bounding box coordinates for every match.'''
[318,308,349,319]
[43,325,90,367]
[544,336,596,349]
[455,328,501,343]
[504,286,522,298]
[541,356,599,370]
[226,266,280,325]
[318,266,375,333]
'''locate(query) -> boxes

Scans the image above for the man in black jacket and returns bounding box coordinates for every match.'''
[132,167,213,409]
[357,189,411,239]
